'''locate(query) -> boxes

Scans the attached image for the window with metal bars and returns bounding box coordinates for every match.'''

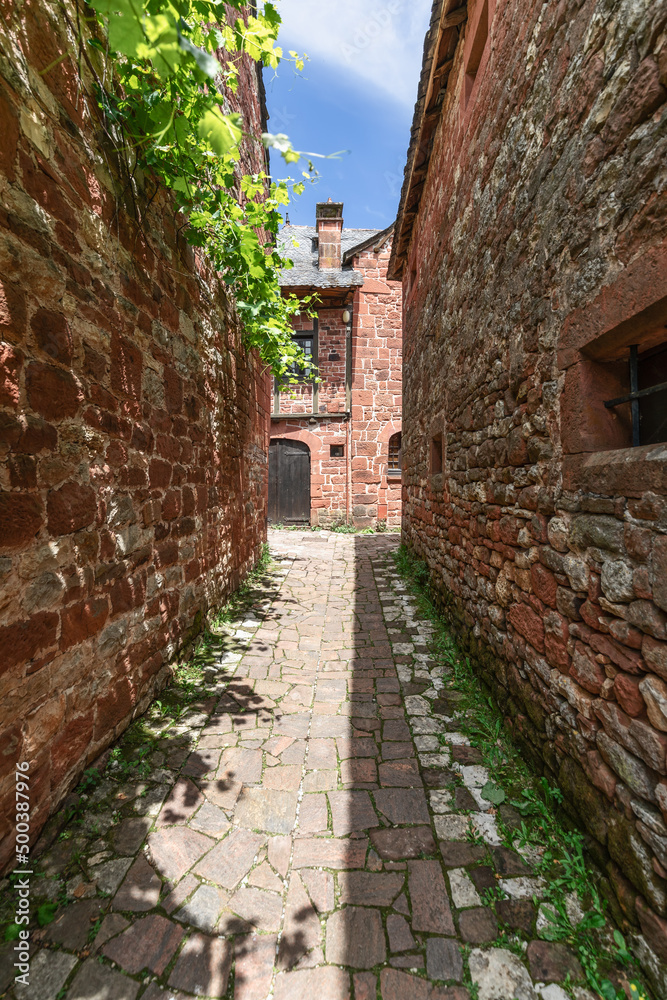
[388,432,402,475]
[604,342,667,446]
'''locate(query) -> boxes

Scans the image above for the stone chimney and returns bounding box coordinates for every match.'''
[316,199,344,269]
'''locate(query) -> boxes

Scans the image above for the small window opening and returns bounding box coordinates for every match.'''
[388,432,402,475]
[431,434,443,475]
[604,342,667,446]
[464,0,489,108]
[330,444,344,458]
[287,335,314,380]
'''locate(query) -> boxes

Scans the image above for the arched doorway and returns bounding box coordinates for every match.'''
[269,439,311,524]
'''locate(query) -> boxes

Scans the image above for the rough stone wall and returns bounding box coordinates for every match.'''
[400,0,667,975]
[0,2,269,871]
[271,237,403,527]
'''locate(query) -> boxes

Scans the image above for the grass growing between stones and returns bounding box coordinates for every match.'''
[210,541,273,627]
[101,544,276,779]
[109,542,276,766]
[393,544,650,1000]
[0,543,277,947]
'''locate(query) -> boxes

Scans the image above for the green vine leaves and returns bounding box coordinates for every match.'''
[84,0,318,378]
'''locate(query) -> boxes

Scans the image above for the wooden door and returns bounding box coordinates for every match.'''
[269,439,311,524]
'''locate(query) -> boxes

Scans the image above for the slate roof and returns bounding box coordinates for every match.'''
[278,225,384,288]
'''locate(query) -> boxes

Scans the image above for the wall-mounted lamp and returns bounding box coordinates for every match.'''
[342,309,352,325]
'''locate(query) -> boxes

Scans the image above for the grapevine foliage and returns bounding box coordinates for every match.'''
[81,0,317,376]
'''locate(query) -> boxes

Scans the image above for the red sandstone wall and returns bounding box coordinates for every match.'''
[272,237,403,527]
[401,0,667,973]
[273,308,350,521]
[351,242,403,526]
[0,3,269,870]
[318,313,347,415]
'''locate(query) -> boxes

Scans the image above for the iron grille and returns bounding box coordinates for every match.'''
[604,343,667,447]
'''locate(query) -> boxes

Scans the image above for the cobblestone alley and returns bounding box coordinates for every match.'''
[2,533,605,1000]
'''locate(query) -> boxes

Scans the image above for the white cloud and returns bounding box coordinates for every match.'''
[274,0,432,107]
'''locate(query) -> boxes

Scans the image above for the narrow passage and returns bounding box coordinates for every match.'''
[4,532,597,1000]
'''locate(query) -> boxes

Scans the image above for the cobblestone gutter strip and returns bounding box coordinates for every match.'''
[381,546,656,1000]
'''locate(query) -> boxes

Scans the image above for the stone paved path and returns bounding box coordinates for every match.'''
[1,531,599,1000]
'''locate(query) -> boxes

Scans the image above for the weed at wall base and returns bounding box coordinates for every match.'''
[393,543,651,1000]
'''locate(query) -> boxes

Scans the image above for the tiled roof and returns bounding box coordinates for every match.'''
[278,225,383,288]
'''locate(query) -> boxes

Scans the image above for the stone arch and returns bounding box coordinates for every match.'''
[270,426,323,455]
[378,419,402,443]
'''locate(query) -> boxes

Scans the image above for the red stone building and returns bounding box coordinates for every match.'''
[389,0,667,982]
[270,201,403,528]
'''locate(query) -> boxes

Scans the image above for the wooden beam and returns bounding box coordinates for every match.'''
[442,5,468,29]
[433,56,454,79]
[388,0,468,280]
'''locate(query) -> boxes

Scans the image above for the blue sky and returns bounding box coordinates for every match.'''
[265,0,433,231]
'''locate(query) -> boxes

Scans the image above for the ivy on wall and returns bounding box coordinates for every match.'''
[54,0,319,376]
